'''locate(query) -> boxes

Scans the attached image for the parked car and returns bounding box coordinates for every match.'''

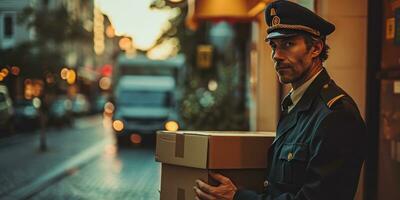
[71,94,90,116]
[48,96,73,127]
[0,85,14,134]
[14,98,41,131]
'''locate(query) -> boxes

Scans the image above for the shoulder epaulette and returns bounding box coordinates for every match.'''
[320,80,346,109]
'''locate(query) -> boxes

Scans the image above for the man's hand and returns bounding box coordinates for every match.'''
[193,172,237,200]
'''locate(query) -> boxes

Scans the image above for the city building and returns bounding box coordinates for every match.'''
[0,0,33,49]
[182,0,400,199]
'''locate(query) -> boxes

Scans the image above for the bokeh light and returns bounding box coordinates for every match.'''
[208,80,218,91]
[104,102,115,114]
[61,68,69,80]
[99,77,112,90]
[66,70,77,85]
[105,25,115,38]
[112,120,124,132]
[11,66,20,76]
[0,68,9,77]
[94,6,105,55]
[130,134,142,144]
[118,37,133,51]
[33,97,41,109]
[165,121,179,131]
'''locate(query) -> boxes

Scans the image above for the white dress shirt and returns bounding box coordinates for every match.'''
[287,69,323,113]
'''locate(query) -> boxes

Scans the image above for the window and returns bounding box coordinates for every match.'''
[3,14,14,38]
[117,90,170,107]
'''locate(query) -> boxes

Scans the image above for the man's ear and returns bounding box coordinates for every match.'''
[311,40,323,58]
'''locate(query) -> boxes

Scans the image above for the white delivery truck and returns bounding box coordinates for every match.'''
[111,54,184,145]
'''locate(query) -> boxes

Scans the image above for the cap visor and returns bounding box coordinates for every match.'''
[267,31,298,40]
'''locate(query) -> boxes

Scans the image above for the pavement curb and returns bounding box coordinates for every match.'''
[3,139,109,200]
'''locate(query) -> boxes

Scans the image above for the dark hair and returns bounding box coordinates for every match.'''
[300,33,330,62]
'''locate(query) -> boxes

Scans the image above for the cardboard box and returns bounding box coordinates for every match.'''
[160,163,266,200]
[156,131,275,200]
[156,131,275,169]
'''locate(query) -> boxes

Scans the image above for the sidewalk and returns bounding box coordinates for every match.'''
[0,115,113,200]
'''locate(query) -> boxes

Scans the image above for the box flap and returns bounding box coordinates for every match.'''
[156,131,209,169]
[165,131,275,137]
[156,131,275,169]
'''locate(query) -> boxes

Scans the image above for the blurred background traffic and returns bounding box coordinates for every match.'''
[0,0,255,144]
[0,0,261,198]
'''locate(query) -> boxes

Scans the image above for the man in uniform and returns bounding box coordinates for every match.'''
[194,1,366,200]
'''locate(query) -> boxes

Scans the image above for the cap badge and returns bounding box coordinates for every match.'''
[272,16,281,26]
[270,8,276,16]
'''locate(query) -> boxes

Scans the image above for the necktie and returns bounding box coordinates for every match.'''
[281,93,293,114]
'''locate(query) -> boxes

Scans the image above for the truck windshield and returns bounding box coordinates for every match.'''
[117,91,170,107]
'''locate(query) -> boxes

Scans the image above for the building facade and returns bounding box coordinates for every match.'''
[0,0,33,49]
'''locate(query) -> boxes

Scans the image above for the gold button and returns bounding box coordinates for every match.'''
[323,84,329,89]
[287,152,294,161]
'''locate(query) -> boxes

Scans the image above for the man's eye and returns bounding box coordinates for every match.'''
[284,42,294,48]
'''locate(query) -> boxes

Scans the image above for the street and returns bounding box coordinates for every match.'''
[0,115,160,200]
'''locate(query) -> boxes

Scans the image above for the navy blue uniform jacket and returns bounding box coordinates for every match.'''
[234,69,366,200]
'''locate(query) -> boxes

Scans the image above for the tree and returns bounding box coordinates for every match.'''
[151,1,250,131]
[0,1,91,80]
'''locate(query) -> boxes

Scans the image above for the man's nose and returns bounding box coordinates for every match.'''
[273,49,285,62]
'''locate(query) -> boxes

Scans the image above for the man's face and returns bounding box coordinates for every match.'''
[268,35,314,84]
